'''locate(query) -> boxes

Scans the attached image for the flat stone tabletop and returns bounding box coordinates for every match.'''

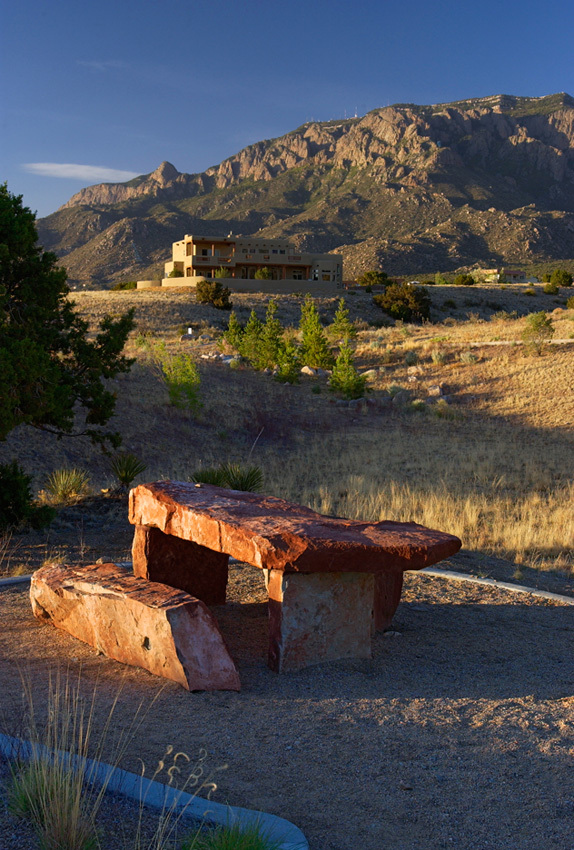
[129,481,461,573]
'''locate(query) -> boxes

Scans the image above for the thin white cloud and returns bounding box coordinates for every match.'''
[23,163,141,182]
[77,60,127,72]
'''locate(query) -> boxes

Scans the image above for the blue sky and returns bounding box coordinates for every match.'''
[2,0,574,218]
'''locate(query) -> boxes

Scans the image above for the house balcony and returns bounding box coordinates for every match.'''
[192,255,234,265]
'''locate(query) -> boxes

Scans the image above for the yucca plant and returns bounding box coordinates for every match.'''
[44,468,90,504]
[109,453,147,489]
[191,463,263,492]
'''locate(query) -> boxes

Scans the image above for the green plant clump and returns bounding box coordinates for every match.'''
[44,468,91,504]
[196,280,233,310]
[550,268,573,287]
[183,820,283,850]
[373,283,431,323]
[111,280,137,290]
[453,273,475,286]
[543,281,559,295]
[356,269,388,288]
[329,340,367,399]
[521,311,555,355]
[109,453,147,489]
[566,295,574,310]
[0,461,54,532]
[191,463,263,492]
[254,267,273,280]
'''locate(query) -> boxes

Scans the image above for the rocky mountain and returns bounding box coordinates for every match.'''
[37,93,574,286]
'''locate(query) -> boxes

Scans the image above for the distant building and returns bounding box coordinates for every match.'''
[138,234,343,294]
[477,267,537,284]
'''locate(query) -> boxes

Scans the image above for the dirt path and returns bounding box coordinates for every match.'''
[1,562,573,850]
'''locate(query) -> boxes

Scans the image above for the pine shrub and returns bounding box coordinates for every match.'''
[329,341,366,399]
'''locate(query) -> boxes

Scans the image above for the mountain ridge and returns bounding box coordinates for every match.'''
[37,93,574,286]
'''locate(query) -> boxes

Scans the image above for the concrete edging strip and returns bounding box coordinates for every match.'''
[0,733,308,850]
[421,567,574,605]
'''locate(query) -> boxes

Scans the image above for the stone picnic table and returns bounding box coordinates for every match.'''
[129,481,461,673]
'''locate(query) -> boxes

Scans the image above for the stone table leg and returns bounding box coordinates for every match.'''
[267,570,374,673]
[374,570,404,631]
[132,524,229,605]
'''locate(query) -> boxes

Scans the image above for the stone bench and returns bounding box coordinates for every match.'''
[31,563,241,691]
[129,481,461,672]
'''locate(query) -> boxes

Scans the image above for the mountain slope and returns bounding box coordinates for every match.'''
[37,93,574,286]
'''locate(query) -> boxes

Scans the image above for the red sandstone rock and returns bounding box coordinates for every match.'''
[267,570,374,672]
[129,481,461,573]
[132,525,229,603]
[30,563,240,691]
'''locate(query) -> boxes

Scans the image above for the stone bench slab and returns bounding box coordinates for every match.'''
[30,563,240,691]
[129,481,461,573]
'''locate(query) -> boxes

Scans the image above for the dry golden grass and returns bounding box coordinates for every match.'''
[1,286,572,574]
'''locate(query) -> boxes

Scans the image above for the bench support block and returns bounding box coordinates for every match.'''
[267,570,374,673]
[132,525,229,605]
[374,571,404,631]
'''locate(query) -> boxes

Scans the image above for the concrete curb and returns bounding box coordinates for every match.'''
[0,574,32,587]
[0,733,308,850]
[421,567,574,605]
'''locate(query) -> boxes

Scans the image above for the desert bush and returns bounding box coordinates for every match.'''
[162,353,202,411]
[214,267,232,279]
[168,268,184,278]
[459,351,478,365]
[521,311,554,355]
[254,267,272,280]
[373,283,431,323]
[543,281,559,295]
[523,286,537,296]
[404,350,418,366]
[149,341,202,412]
[566,295,574,310]
[191,463,263,492]
[44,468,91,504]
[433,399,461,420]
[329,341,367,399]
[442,299,456,309]
[434,273,449,285]
[356,269,388,288]
[491,310,519,321]
[550,268,573,287]
[111,280,137,291]
[109,453,147,489]
[0,461,54,532]
[431,349,447,365]
[453,273,475,286]
[196,280,232,310]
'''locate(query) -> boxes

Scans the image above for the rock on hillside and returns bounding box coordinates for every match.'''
[37,93,574,286]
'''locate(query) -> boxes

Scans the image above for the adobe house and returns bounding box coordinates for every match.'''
[476,267,537,284]
[138,234,343,294]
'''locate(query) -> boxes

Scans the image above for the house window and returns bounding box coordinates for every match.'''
[292,270,303,280]
[322,273,331,281]
[279,249,285,254]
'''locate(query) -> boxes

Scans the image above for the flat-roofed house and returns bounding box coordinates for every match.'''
[138,234,343,294]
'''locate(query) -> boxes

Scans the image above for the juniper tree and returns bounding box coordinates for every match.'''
[0,184,134,447]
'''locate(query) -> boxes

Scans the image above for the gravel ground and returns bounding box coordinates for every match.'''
[1,563,573,850]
